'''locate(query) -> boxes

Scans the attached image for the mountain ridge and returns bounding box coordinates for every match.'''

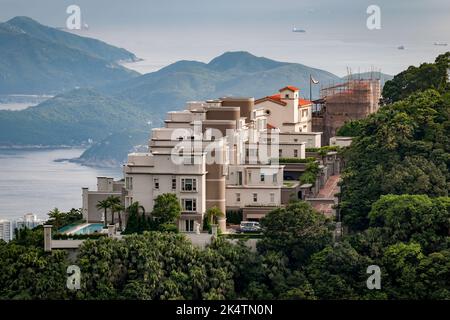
[0,16,139,94]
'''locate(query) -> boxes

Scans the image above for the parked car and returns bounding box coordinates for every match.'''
[239,221,261,233]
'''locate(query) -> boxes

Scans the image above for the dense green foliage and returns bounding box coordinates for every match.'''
[258,201,333,267]
[340,88,450,230]
[299,160,320,185]
[336,120,364,137]
[47,208,83,231]
[382,52,449,104]
[151,193,182,227]
[278,157,316,163]
[1,196,449,300]
[0,242,69,299]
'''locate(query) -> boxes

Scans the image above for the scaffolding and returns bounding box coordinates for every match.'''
[320,79,381,116]
[312,74,382,145]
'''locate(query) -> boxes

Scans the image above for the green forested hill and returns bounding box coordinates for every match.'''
[6,16,138,63]
[0,89,151,146]
[0,17,138,94]
[104,51,342,111]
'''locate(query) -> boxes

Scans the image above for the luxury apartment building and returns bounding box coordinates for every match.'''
[119,86,322,232]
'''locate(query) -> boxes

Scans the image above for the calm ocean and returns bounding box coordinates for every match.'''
[0,148,122,221]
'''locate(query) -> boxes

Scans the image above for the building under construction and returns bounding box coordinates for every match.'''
[312,79,381,145]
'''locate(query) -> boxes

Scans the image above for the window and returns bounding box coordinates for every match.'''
[185,219,194,232]
[260,174,265,182]
[182,199,197,212]
[237,172,243,185]
[294,149,298,157]
[236,193,241,202]
[285,94,289,99]
[253,193,258,203]
[294,138,298,142]
[125,196,133,207]
[125,177,133,190]
[154,178,159,189]
[270,193,275,203]
[248,172,252,182]
[279,149,282,157]
[181,178,197,191]
[171,177,177,190]
[272,173,277,183]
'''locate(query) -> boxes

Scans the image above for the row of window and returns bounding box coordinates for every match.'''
[155,177,197,191]
[240,172,278,184]
[279,149,299,157]
[235,192,275,203]
[126,177,198,192]
[125,195,197,212]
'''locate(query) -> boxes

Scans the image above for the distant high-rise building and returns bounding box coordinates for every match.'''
[15,213,43,230]
[0,220,13,242]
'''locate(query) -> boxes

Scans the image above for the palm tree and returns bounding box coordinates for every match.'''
[106,195,121,225]
[96,200,110,228]
[113,204,125,231]
[48,208,64,230]
[206,206,224,225]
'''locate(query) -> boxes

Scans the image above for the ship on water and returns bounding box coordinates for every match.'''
[292,27,306,33]
[433,42,448,46]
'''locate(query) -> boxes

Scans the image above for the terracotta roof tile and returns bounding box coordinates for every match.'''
[280,86,299,92]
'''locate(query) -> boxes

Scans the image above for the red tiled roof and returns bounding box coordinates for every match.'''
[255,95,287,106]
[280,86,299,92]
[298,99,312,106]
[267,123,277,130]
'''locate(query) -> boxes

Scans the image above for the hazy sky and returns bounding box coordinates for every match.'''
[1,0,449,75]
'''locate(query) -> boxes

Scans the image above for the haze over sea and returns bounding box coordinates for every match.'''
[0,148,122,221]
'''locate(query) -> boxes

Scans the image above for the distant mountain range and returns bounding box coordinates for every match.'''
[0,88,151,146]
[341,72,393,87]
[104,51,342,117]
[0,17,392,167]
[0,16,139,94]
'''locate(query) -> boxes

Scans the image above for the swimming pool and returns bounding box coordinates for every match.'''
[66,223,105,235]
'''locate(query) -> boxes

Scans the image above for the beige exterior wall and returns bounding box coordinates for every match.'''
[226,187,281,207]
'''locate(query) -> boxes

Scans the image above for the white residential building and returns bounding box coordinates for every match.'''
[0,219,13,242]
[122,87,323,232]
[254,86,313,133]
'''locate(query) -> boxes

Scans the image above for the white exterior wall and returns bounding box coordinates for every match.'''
[278,143,306,159]
[226,187,281,207]
[279,132,322,148]
[226,165,283,187]
[255,100,292,130]
[330,136,353,147]
[124,153,207,219]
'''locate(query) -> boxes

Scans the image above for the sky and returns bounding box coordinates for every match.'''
[1,0,449,76]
